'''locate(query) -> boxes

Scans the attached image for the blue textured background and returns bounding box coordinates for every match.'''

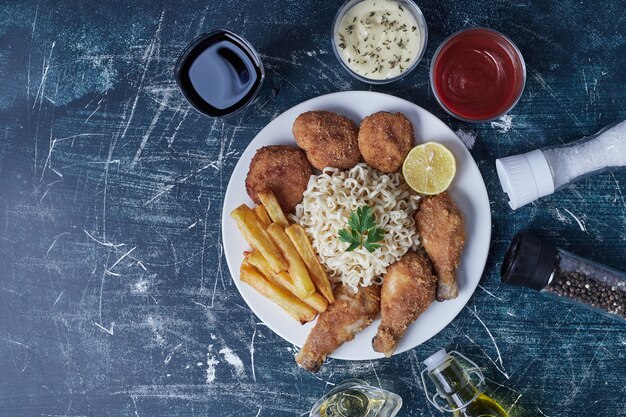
[1,1,625,416]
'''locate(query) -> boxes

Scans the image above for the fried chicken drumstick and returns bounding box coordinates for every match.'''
[372,252,437,356]
[413,192,466,301]
[295,284,380,372]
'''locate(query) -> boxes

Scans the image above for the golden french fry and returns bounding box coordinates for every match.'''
[253,205,271,228]
[267,223,315,298]
[258,190,289,227]
[246,251,286,290]
[285,224,334,303]
[247,251,327,313]
[248,250,297,292]
[245,250,270,275]
[303,293,328,313]
[246,250,285,283]
[231,205,287,273]
[258,261,326,312]
[268,269,296,293]
[240,261,316,323]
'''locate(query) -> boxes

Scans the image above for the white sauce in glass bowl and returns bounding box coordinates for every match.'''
[334,0,423,80]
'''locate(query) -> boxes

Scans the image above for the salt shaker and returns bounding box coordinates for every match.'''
[501,231,626,321]
[495,120,626,209]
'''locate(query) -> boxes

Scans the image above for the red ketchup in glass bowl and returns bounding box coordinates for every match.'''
[431,28,526,122]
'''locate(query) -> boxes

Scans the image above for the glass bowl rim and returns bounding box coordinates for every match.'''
[429,26,527,123]
[174,28,266,118]
[330,0,428,85]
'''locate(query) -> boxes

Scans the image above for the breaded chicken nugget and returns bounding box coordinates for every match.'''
[358,112,415,173]
[245,145,312,214]
[292,111,361,170]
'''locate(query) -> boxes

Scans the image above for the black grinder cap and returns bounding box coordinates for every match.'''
[501,231,558,291]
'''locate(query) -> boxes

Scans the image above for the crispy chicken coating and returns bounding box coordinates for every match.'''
[413,192,466,301]
[372,252,436,356]
[292,110,361,170]
[357,111,414,173]
[245,145,312,214]
[295,284,381,372]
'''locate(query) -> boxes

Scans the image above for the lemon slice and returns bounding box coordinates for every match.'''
[402,142,456,195]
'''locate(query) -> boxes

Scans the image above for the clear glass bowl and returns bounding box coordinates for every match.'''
[429,27,526,123]
[309,379,403,417]
[174,29,265,118]
[331,0,428,84]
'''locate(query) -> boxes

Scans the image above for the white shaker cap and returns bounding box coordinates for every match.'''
[496,149,555,210]
[423,348,449,371]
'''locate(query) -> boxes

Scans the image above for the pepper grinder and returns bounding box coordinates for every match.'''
[501,231,626,321]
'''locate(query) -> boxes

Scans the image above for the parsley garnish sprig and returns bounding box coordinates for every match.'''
[338,206,385,253]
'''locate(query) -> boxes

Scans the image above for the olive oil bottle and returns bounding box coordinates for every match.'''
[309,379,402,417]
[421,349,508,417]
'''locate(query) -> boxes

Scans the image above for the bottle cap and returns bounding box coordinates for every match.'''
[495,149,555,210]
[500,231,558,291]
[423,348,448,371]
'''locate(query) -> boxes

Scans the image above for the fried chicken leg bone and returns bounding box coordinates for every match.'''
[413,192,466,301]
[373,252,436,357]
[295,284,381,372]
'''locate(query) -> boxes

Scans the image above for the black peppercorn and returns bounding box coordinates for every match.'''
[502,231,626,321]
[545,256,626,319]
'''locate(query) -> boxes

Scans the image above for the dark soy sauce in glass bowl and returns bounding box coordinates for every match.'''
[175,29,264,118]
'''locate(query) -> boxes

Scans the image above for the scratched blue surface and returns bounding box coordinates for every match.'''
[1,1,625,416]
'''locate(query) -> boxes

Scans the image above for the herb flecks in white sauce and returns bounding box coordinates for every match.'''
[335,0,422,80]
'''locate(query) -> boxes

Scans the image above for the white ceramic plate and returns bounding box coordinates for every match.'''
[222,91,491,360]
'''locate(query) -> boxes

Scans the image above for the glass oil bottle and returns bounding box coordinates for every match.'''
[421,349,508,417]
[309,378,402,417]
